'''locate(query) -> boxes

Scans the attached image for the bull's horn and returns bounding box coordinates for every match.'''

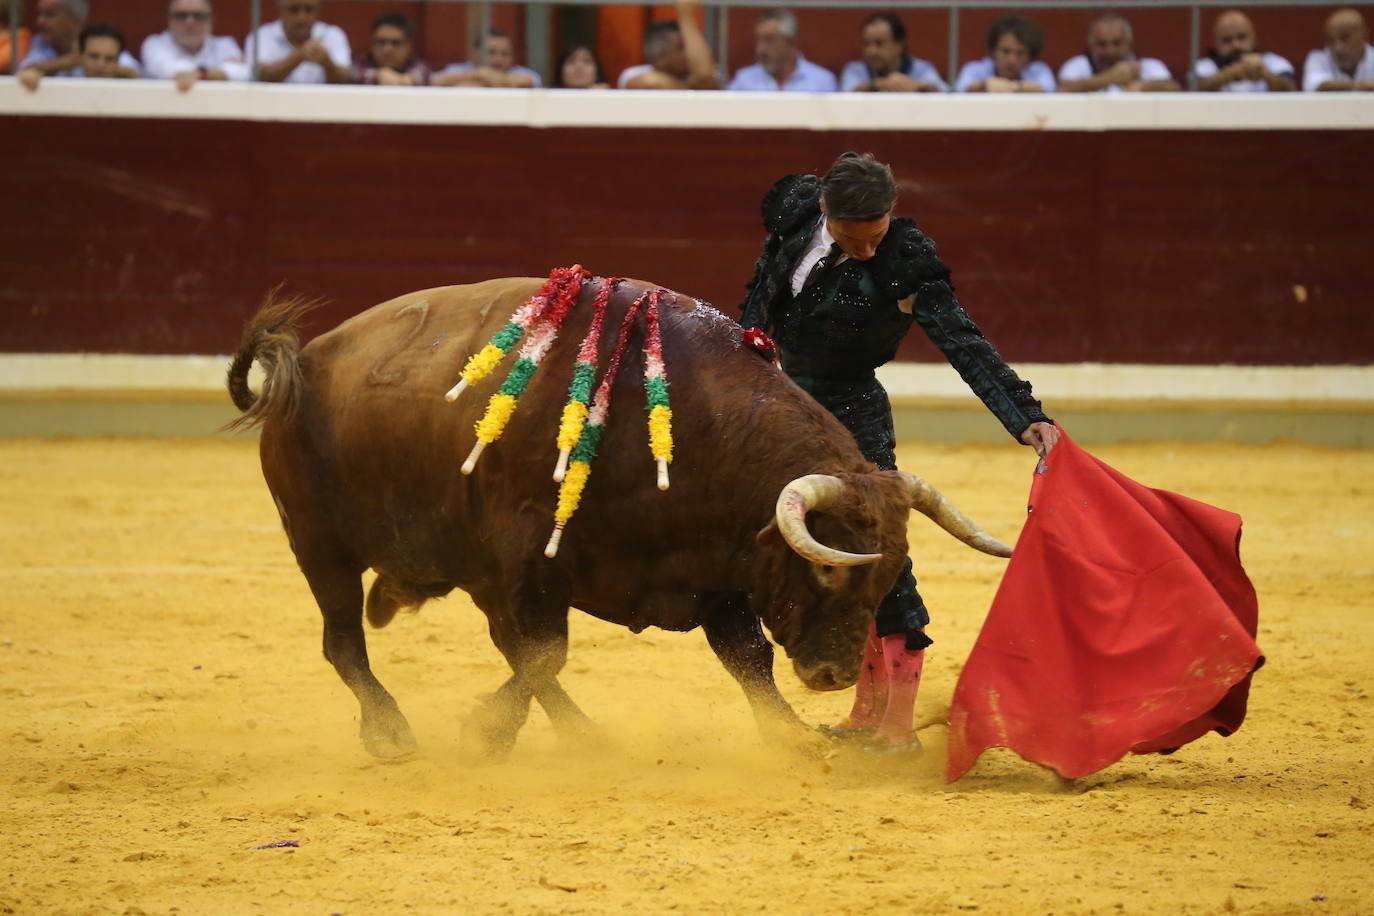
[775,474,882,567]
[900,471,1013,558]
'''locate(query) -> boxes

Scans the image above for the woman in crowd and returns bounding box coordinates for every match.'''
[554,43,607,88]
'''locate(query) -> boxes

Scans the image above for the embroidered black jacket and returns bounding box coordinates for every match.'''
[739,173,1048,440]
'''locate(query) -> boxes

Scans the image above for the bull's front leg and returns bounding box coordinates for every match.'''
[699,593,818,751]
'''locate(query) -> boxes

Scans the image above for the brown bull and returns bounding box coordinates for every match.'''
[226,276,1011,760]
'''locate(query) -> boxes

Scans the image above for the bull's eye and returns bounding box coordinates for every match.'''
[820,565,834,574]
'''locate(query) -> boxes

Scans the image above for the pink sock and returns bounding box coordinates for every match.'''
[841,623,887,729]
[874,633,925,740]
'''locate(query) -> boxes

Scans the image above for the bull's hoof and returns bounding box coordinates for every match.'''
[816,723,877,741]
[457,717,517,765]
[759,720,829,758]
[362,731,418,759]
[360,714,419,759]
[555,723,615,758]
[858,732,924,755]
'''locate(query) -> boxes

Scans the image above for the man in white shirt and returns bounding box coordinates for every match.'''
[1194,10,1295,92]
[245,0,351,84]
[617,0,717,90]
[1303,8,1374,91]
[839,13,945,93]
[142,0,249,90]
[1058,12,1179,93]
[727,9,837,92]
[17,0,139,79]
[431,30,540,88]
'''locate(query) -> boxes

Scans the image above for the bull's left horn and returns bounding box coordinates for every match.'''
[900,471,1013,558]
[775,474,882,567]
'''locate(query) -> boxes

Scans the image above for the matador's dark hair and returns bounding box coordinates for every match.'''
[820,152,897,221]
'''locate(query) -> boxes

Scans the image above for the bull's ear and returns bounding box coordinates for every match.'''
[756,518,780,546]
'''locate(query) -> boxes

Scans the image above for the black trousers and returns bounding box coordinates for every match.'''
[810,377,933,651]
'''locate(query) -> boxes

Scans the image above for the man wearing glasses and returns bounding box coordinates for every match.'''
[141,0,249,88]
[246,0,351,84]
[352,12,429,86]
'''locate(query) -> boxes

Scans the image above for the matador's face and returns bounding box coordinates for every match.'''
[825,212,892,262]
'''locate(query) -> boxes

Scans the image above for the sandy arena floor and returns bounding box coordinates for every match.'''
[2,436,1371,915]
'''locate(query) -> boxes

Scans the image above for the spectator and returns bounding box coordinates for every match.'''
[619,0,717,90]
[72,22,127,77]
[727,9,836,92]
[1058,12,1179,92]
[1,2,34,74]
[141,0,249,90]
[840,13,945,93]
[1303,8,1374,91]
[432,30,540,88]
[1194,10,1294,92]
[18,0,138,78]
[245,0,350,84]
[554,43,606,89]
[955,14,1055,93]
[352,12,428,86]
[20,21,131,89]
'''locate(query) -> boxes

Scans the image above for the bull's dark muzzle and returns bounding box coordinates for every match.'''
[792,658,860,692]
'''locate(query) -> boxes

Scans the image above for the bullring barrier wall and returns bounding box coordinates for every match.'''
[2,81,1372,442]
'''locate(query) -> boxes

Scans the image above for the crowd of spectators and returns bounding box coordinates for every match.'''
[10,0,1374,95]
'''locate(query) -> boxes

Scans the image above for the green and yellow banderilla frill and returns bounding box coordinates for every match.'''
[458,267,587,475]
[553,278,618,482]
[544,289,647,558]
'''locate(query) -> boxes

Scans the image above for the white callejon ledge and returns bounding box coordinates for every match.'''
[2,79,1374,131]
[2,353,1373,405]
[877,362,1374,405]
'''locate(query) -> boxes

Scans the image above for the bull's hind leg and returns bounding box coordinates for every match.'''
[301,556,417,758]
[462,582,595,762]
[699,593,812,748]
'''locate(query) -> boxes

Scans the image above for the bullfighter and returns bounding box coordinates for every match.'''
[739,151,1060,749]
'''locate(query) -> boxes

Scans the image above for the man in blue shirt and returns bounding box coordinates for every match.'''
[18,0,138,79]
[727,9,836,92]
[840,13,946,93]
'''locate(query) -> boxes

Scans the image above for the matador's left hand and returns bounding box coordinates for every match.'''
[1019,421,1060,458]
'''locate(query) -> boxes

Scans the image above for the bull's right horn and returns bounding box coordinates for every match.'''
[775,474,882,567]
[900,472,1013,558]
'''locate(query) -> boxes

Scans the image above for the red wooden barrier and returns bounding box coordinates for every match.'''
[3,115,1370,363]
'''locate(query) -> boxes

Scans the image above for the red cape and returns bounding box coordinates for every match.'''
[946,430,1262,782]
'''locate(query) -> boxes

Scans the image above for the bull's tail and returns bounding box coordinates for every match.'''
[224,289,320,432]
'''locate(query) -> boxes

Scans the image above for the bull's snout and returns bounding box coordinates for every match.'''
[793,658,860,692]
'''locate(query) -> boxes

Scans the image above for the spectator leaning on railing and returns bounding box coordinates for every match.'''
[618,0,718,90]
[1304,7,1374,91]
[141,0,249,90]
[432,29,540,88]
[955,14,1055,93]
[554,43,606,89]
[19,0,138,79]
[728,8,836,92]
[246,0,350,84]
[1193,10,1294,92]
[20,20,134,89]
[351,12,429,86]
[1058,12,1178,93]
[840,12,945,93]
